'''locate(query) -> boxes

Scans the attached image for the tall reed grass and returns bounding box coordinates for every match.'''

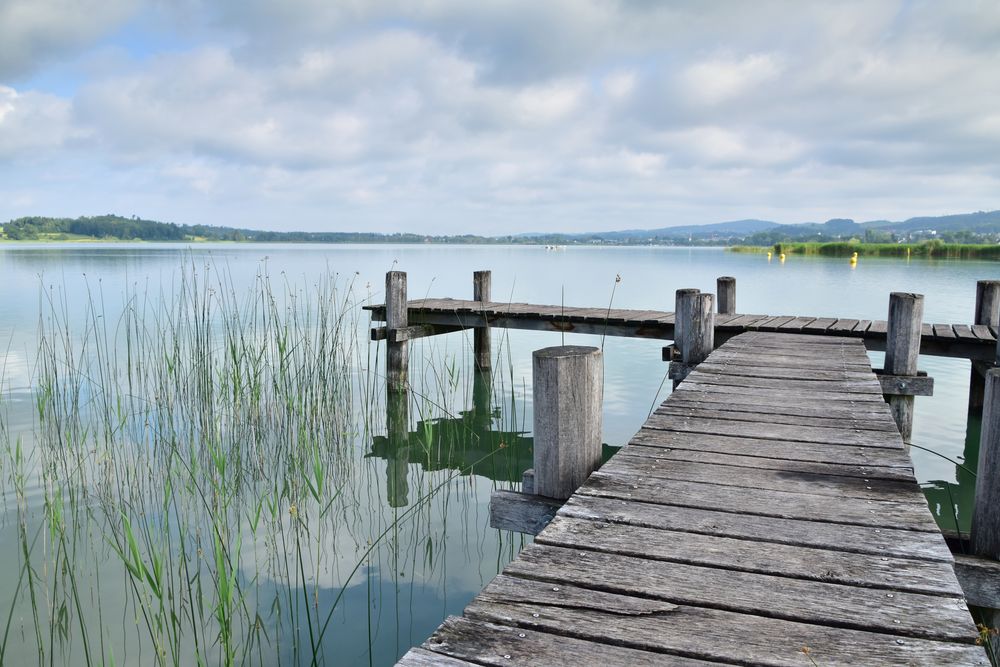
[0,260,524,666]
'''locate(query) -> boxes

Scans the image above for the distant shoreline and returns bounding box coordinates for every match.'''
[730,241,1000,260]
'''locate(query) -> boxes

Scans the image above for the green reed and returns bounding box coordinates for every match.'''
[0,260,521,666]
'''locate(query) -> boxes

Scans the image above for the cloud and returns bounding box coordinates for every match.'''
[0,85,79,158]
[0,0,136,80]
[1,1,1000,233]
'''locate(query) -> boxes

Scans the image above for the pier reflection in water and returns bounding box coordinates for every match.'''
[372,369,619,508]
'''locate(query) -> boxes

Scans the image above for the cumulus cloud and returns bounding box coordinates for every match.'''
[1,0,1000,233]
[0,0,136,80]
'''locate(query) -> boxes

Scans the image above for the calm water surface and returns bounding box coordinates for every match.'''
[0,243,996,665]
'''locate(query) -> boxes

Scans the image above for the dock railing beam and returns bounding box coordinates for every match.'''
[670,290,715,387]
[532,346,604,500]
[717,276,736,315]
[473,270,492,371]
[971,280,1000,411]
[884,292,924,442]
[972,369,1000,560]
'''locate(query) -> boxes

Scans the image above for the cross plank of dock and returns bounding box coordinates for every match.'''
[365,298,997,360]
[398,331,986,666]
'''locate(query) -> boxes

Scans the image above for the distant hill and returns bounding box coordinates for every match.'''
[598,219,779,239]
[3,210,1000,246]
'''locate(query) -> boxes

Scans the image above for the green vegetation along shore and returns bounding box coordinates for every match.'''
[731,240,1000,260]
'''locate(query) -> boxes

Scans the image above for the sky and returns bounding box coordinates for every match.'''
[1,1,999,235]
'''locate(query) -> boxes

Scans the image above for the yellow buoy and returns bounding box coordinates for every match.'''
[850,256,858,266]
[779,253,786,261]
[767,251,772,260]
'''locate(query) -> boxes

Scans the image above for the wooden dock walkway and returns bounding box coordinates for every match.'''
[367,298,997,360]
[398,331,986,666]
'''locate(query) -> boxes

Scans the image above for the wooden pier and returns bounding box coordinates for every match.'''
[367,296,998,361]
[398,332,987,665]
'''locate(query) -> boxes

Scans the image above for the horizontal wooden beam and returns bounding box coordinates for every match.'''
[953,554,1000,609]
[489,490,562,535]
[873,370,935,397]
[370,323,464,342]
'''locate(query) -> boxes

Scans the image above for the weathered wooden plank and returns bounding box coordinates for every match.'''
[801,316,839,332]
[658,398,896,426]
[777,316,817,330]
[972,324,995,340]
[503,545,976,641]
[537,516,962,596]
[629,428,915,467]
[953,324,978,342]
[717,313,770,328]
[642,412,903,447]
[933,323,958,339]
[469,576,986,666]
[953,554,1000,609]
[827,318,860,332]
[703,350,873,369]
[581,469,939,530]
[653,404,897,433]
[397,648,477,666]
[670,386,887,413]
[624,442,912,480]
[422,615,718,666]
[869,319,889,334]
[854,319,874,332]
[681,374,885,397]
[691,361,878,382]
[559,494,953,562]
[692,371,882,396]
[608,451,929,504]
[752,315,797,330]
[489,490,562,535]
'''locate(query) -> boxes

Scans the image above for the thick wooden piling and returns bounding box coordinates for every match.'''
[717,276,736,315]
[972,369,1000,560]
[884,292,924,441]
[532,346,603,499]
[971,281,1000,411]
[670,290,714,387]
[386,271,409,394]
[473,270,492,371]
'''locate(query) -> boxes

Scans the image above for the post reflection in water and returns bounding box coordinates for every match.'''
[371,368,622,510]
[372,369,534,510]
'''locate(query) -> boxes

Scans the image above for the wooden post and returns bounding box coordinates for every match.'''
[884,292,924,442]
[532,346,603,499]
[717,276,736,315]
[386,271,408,394]
[672,290,715,388]
[473,270,491,371]
[970,281,1000,411]
[972,369,1000,559]
[673,288,700,357]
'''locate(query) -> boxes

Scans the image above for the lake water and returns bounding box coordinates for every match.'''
[0,242,996,665]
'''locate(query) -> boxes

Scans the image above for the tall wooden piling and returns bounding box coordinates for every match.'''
[473,270,492,371]
[672,290,714,388]
[885,292,924,442]
[972,369,1000,559]
[970,281,1000,411]
[717,276,736,315]
[386,271,409,394]
[532,346,603,499]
